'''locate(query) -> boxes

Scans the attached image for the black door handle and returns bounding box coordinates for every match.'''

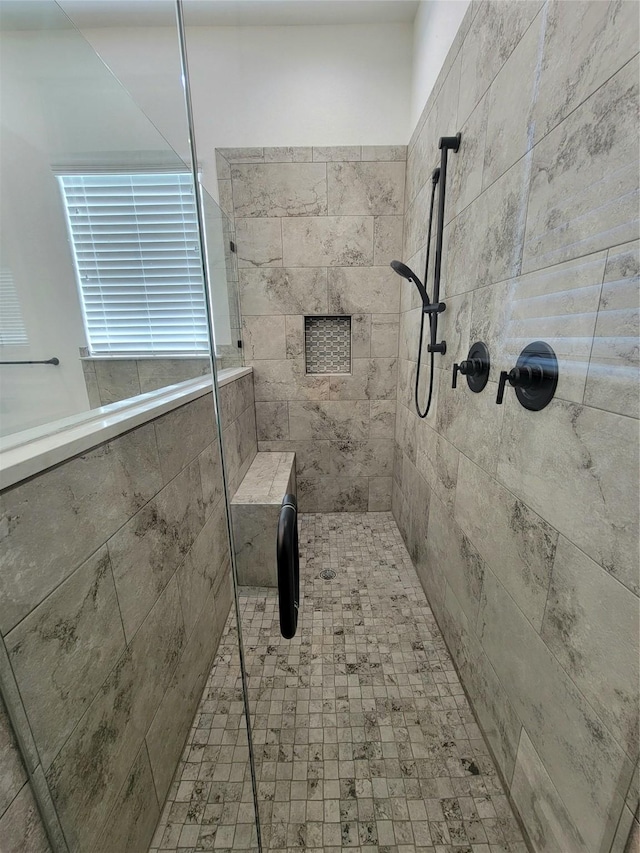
[277,494,299,639]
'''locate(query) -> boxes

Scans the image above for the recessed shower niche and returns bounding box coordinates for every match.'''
[304,314,351,374]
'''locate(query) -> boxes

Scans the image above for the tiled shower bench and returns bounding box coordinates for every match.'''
[230,451,296,586]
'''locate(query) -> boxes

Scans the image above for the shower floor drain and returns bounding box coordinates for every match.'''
[319,569,336,580]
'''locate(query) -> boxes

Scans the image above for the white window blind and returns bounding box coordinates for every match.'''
[59,172,208,355]
[0,268,28,347]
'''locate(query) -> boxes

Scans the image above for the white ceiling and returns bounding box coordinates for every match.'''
[58,0,420,29]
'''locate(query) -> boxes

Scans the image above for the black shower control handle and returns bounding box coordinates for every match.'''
[496,365,546,404]
[452,358,484,389]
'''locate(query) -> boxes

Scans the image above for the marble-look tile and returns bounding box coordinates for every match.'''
[282,216,373,267]
[94,745,160,853]
[231,163,327,218]
[258,439,331,477]
[218,373,254,428]
[329,358,397,401]
[327,266,400,314]
[255,401,289,440]
[288,400,369,441]
[471,250,606,402]
[403,174,438,261]
[400,454,431,565]
[436,373,505,477]
[541,536,639,757]
[251,359,330,402]
[437,290,472,375]
[483,13,542,189]
[454,455,557,630]
[215,149,231,179]
[0,782,50,853]
[361,146,407,162]
[478,568,632,853]
[370,315,399,358]
[221,405,257,496]
[235,218,283,268]
[368,477,392,511]
[373,215,404,267]
[426,496,484,627]
[108,460,204,641]
[238,267,328,316]
[457,0,544,126]
[217,178,233,220]
[232,503,279,587]
[153,394,216,484]
[328,439,394,478]
[510,728,587,853]
[370,401,396,439]
[522,57,640,273]
[327,162,405,216]
[145,583,225,805]
[0,423,162,635]
[0,698,27,818]
[394,401,417,466]
[296,477,368,512]
[263,147,313,163]
[446,93,488,224]
[242,315,286,360]
[415,425,459,514]
[285,314,304,359]
[177,501,228,640]
[438,581,523,783]
[445,156,529,298]
[217,147,264,164]
[312,146,361,162]
[198,440,223,517]
[533,0,639,145]
[585,240,640,419]
[81,360,101,409]
[93,359,141,405]
[6,547,126,770]
[46,576,185,853]
[136,358,210,394]
[497,398,639,596]
[351,313,371,358]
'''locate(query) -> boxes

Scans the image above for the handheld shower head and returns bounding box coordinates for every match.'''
[390,260,429,306]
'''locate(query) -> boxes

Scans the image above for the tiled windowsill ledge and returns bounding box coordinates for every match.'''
[0,366,251,490]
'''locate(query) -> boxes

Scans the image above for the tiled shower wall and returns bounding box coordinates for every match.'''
[394,2,639,853]
[0,372,257,853]
[217,146,406,511]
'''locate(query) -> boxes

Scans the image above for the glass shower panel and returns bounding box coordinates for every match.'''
[0,3,257,853]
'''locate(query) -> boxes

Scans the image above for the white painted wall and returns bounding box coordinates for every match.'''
[76,22,414,199]
[411,0,470,128]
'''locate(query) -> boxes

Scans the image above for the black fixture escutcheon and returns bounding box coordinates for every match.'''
[452,341,490,392]
[496,341,559,410]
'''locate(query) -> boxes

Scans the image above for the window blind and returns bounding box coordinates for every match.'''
[59,172,208,355]
[0,268,28,347]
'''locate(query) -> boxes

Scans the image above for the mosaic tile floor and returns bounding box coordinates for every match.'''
[150,513,527,853]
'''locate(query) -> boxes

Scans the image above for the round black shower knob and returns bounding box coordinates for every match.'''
[496,341,559,410]
[452,341,490,392]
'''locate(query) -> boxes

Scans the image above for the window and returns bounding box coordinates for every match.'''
[0,268,28,347]
[59,172,208,355]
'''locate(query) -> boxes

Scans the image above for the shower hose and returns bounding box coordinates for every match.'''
[415,171,440,418]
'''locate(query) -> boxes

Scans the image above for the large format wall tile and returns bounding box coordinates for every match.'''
[584,240,640,419]
[0,424,162,635]
[236,218,283,268]
[327,266,400,314]
[510,728,587,853]
[6,547,126,770]
[454,455,557,630]
[238,267,328,316]
[327,161,405,215]
[328,358,397,401]
[532,0,639,145]
[153,394,216,484]
[251,359,330,402]
[0,781,50,853]
[282,216,373,267]
[478,568,632,853]
[0,698,27,818]
[46,576,185,853]
[497,398,639,595]
[522,57,640,273]
[289,400,370,441]
[231,163,327,218]
[541,536,639,758]
[297,476,369,512]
